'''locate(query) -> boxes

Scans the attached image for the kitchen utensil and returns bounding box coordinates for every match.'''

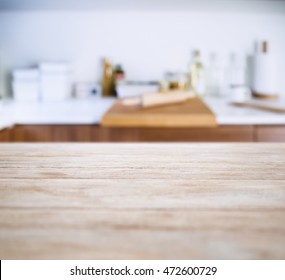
[231,101,285,114]
[121,90,194,108]
[142,91,193,108]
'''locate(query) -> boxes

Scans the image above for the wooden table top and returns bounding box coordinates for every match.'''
[0,144,285,260]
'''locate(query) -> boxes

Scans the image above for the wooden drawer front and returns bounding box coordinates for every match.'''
[11,125,96,142]
[256,126,285,142]
[12,126,54,142]
[0,128,13,142]
[52,125,94,142]
[137,126,254,142]
[7,125,255,142]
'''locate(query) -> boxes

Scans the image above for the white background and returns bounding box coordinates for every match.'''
[2,260,285,280]
[0,0,285,96]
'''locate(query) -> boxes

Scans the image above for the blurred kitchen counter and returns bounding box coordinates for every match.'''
[2,96,285,127]
[0,97,115,126]
[1,96,285,142]
[205,96,285,125]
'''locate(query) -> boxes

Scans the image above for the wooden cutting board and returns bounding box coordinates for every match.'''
[102,97,217,127]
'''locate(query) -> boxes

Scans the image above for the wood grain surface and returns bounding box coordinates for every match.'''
[256,126,285,142]
[0,125,256,142]
[102,98,217,128]
[0,144,285,260]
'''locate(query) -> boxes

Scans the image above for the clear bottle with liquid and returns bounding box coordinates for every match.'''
[189,50,206,97]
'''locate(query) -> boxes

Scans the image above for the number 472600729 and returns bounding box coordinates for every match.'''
[162,267,217,276]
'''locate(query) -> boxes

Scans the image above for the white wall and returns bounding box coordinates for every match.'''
[2,1,285,13]
[1,4,285,97]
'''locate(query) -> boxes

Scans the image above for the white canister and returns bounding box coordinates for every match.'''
[252,41,278,97]
[228,85,251,103]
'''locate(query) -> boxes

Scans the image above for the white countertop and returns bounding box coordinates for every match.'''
[0,97,115,129]
[204,96,285,125]
[1,96,285,130]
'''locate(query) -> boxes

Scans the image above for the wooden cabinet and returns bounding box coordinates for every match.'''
[0,128,12,142]
[1,124,285,142]
[256,126,285,142]
[5,125,100,142]
[0,124,255,142]
[137,126,254,142]
[12,125,54,142]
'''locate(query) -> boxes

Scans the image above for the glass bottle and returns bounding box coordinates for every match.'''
[189,50,206,97]
[207,53,228,97]
[102,58,115,97]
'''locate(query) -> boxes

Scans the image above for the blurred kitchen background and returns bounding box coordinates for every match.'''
[1,0,285,142]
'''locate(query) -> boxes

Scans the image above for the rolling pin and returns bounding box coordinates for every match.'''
[122,91,194,108]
